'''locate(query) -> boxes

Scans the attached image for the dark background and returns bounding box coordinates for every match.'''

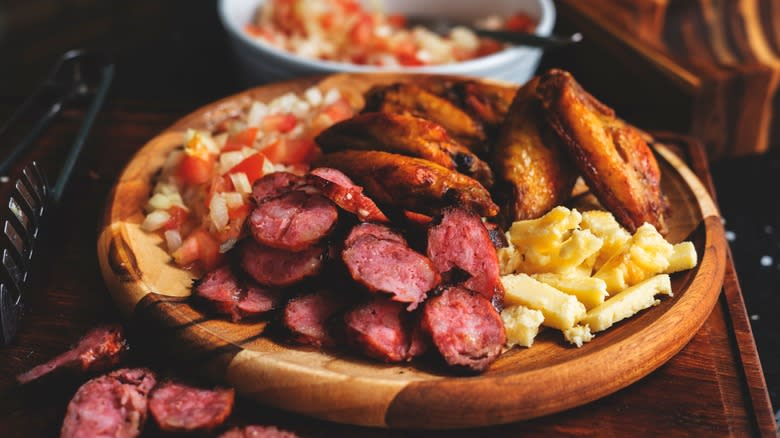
[0,0,777,427]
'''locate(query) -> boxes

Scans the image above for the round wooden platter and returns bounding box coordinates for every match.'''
[97,73,727,430]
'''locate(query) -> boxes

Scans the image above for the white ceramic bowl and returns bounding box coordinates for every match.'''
[219,0,555,85]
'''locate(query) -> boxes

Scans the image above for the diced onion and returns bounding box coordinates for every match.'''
[229,172,253,195]
[209,193,229,230]
[198,132,220,155]
[323,88,341,106]
[142,210,171,232]
[219,151,246,174]
[219,239,237,254]
[247,101,268,127]
[223,191,245,209]
[164,229,183,252]
[162,150,184,172]
[147,193,172,211]
[214,132,228,150]
[304,87,323,106]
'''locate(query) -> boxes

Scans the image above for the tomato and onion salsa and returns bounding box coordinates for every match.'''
[141,87,354,271]
[245,0,536,66]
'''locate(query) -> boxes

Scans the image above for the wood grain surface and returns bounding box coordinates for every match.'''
[97,74,728,429]
[556,0,780,158]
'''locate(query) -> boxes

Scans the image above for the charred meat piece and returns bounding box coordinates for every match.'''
[315,113,493,187]
[220,425,300,438]
[537,69,668,233]
[343,296,416,363]
[249,191,338,251]
[61,368,157,438]
[283,289,350,346]
[194,265,284,321]
[149,382,234,433]
[315,150,498,218]
[308,167,389,222]
[422,286,506,372]
[342,225,440,310]
[363,83,487,152]
[241,241,324,287]
[251,171,311,204]
[17,324,128,384]
[492,76,577,222]
[427,207,504,304]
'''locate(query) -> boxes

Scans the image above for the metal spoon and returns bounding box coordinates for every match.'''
[404,16,582,49]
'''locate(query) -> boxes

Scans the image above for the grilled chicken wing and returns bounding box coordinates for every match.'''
[315,112,494,188]
[493,77,578,222]
[434,80,517,129]
[536,69,668,233]
[362,83,487,153]
[314,151,499,217]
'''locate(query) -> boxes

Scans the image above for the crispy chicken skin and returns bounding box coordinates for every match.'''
[492,77,577,222]
[362,83,487,153]
[435,80,517,129]
[536,69,668,233]
[314,150,499,217]
[315,112,494,187]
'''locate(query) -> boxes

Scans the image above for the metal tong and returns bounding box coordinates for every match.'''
[0,49,114,345]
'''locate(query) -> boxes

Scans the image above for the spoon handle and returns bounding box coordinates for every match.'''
[473,29,582,49]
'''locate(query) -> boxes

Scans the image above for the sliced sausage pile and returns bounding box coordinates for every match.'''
[195,168,507,372]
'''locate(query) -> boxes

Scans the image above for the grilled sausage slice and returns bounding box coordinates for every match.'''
[343,296,412,362]
[342,231,439,310]
[315,150,498,217]
[308,167,389,222]
[241,242,324,287]
[149,382,234,433]
[422,286,506,372]
[249,191,338,251]
[283,290,350,347]
[61,368,157,438]
[427,207,504,305]
[16,325,128,385]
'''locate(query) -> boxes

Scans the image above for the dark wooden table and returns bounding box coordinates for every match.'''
[0,1,776,436]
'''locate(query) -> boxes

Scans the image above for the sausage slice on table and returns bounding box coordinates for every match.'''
[240,241,324,287]
[283,289,350,347]
[248,191,338,251]
[422,286,506,372]
[343,296,413,362]
[308,167,389,223]
[220,425,300,438]
[342,225,440,310]
[16,324,128,384]
[61,368,157,438]
[427,207,504,305]
[149,381,234,433]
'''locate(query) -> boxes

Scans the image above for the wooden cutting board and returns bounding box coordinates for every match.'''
[96,73,727,429]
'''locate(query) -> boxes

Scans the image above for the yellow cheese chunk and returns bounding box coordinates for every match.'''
[594,223,673,293]
[532,273,608,310]
[501,273,586,330]
[501,305,545,348]
[581,274,672,332]
[563,324,594,347]
[664,241,698,274]
[580,210,632,271]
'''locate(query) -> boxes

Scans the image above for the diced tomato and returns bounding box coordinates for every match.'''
[228,153,267,184]
[163,206,188,231]
[262,137,318,165]
[321,98,354,124]
[349,14,374,46]
[262,113,298,134]
[505,13,535,32]
[245,24,265,37]
[319,12,336,30]
[205,175,234,209]
[222,127,259,152]
[387,14,406,28]
[228,202,251,220]
[171,229,222,270]
[177,154,213,185]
